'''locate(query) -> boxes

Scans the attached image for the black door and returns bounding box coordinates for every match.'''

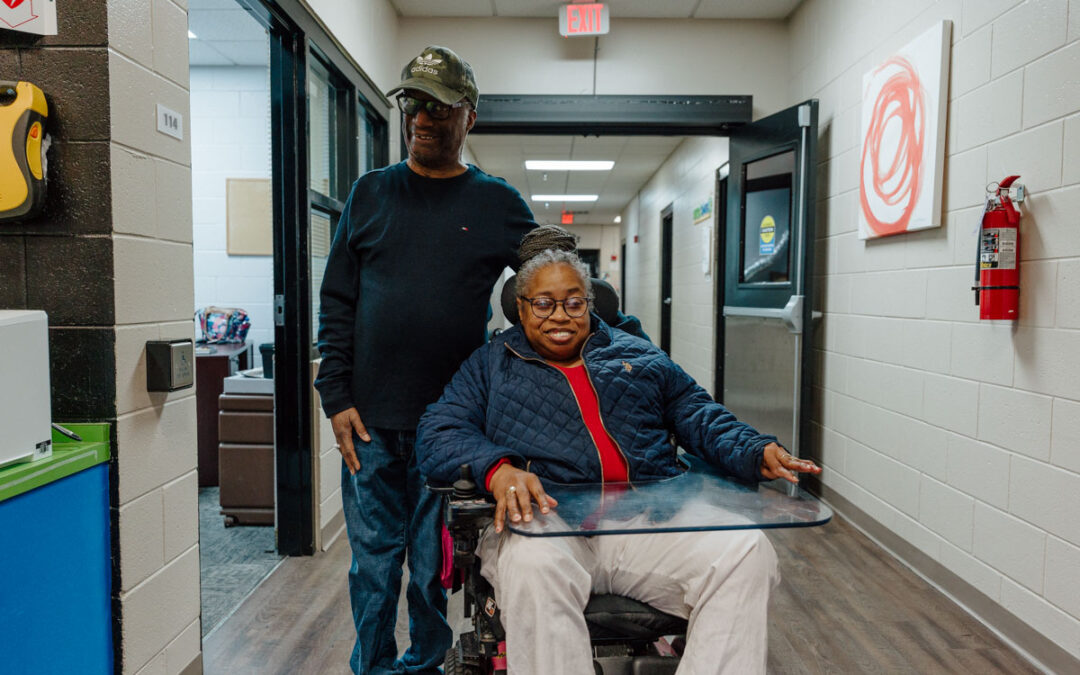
[720,101,818,484]
[620,241,627,312]
[660,205,673,354]
[578,248,601,279]
[713,163,729,400]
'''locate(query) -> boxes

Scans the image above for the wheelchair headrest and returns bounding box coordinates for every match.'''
[501,274,621,326]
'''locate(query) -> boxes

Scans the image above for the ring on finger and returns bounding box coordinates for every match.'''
[507,485,516,495]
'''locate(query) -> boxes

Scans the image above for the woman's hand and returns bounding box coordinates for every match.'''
[488,464,557,533]
[760,442,821,484]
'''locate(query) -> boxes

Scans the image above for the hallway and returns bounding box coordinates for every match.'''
[203,514,1040,674]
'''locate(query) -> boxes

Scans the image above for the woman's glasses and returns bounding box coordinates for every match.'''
[396,95,469,120]
[519,296,590,319]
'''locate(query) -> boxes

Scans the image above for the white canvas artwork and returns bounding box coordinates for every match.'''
[858,21,951,239]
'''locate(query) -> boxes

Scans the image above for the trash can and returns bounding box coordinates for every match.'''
[259,343,274,378]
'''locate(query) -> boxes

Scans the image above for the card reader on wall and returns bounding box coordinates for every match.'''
[0,311,53,469]
[0,81,49,223]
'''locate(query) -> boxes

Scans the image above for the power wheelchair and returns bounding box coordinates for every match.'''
[439,275,684,674]
[435,465,686,675]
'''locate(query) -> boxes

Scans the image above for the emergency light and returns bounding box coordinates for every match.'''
[0,81,49,223]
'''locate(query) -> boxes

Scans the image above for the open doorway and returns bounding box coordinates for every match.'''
[466,95,817,439]
[188,0,282,638]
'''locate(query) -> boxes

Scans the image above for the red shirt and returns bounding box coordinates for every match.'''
[485,362,629,490]
[553,363,628,482]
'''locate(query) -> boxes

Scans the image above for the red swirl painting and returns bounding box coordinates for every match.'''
[859,56,927,237]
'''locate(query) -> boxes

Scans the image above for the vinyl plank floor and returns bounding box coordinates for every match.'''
[203,516,1042,674]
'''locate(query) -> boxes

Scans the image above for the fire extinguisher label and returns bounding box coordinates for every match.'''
[980,228,1017,270]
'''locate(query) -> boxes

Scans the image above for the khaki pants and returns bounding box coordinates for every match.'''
[477,512,780,675]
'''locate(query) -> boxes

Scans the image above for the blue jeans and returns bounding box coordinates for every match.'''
[341,428,450,674]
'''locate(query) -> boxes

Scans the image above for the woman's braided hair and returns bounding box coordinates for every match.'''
[518,224,579,263]
[515,225,592,300]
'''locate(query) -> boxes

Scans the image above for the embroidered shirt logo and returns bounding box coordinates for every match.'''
[411,53,444,76]
[622,361,632,373]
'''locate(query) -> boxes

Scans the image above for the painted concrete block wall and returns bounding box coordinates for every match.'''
[190,66,274,366]
[791,0,1080,663]
[620,137,728,394]
[108,0,201,673]
[565,222,622,288]
[0,4,118,425]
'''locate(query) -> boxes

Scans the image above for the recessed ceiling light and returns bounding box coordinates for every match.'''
[188,30,197,39]
[531,194,598,202]
[614,216,622,223]
[525,160,614,171]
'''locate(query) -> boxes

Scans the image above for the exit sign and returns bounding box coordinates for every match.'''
[559,3,609,37]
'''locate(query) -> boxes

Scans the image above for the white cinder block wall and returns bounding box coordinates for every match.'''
[107,0,201,673]
[191,66,274,365]
[621,137,729,393]
[790,0,1080,667]
[564,223,622,287]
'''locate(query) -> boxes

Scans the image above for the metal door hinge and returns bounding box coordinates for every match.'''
[274,294,285,327]
[798,104,811,128]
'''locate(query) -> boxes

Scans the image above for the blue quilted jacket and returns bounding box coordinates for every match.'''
[416,316,779,489]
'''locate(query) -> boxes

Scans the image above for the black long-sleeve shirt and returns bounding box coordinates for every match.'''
[315,161,536,429]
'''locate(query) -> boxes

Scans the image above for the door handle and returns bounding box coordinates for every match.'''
[722,295,820,334]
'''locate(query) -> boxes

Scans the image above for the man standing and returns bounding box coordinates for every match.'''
[315,46,536,674]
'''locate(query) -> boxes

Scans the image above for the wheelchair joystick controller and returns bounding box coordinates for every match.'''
[453,464,477,500]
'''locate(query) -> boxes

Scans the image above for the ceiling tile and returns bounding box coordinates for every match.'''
[694,0,803,19]
[492,0,565,18]
[392,0,496,17]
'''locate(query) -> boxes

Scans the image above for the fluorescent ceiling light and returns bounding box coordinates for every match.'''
[525,160,614,171]
[614,216,622,223]
[188,30,197,39]
[531,194,598,202]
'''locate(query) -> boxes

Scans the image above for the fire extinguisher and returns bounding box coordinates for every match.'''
[972,175,1025,320]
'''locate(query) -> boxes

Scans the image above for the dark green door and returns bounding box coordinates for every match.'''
[721,101,819,486]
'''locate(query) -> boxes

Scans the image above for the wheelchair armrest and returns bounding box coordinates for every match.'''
[425,481,455,496]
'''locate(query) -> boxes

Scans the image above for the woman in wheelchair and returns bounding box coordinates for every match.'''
[417,248,820,674]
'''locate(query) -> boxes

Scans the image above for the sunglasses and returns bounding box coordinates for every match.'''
[396,95,469,120]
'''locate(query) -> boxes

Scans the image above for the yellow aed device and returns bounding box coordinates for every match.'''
[0,81,49,223]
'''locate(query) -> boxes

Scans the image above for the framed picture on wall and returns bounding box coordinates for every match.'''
[858,20,951,239]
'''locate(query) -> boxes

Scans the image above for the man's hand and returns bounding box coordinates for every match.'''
[330,407,370,475]
[488,464,557,533]
[760,442,821,484]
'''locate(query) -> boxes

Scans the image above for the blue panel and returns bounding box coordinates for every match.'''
[0,464,112,675]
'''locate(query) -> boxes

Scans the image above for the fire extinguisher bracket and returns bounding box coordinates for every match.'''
[985,181,1026,204]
